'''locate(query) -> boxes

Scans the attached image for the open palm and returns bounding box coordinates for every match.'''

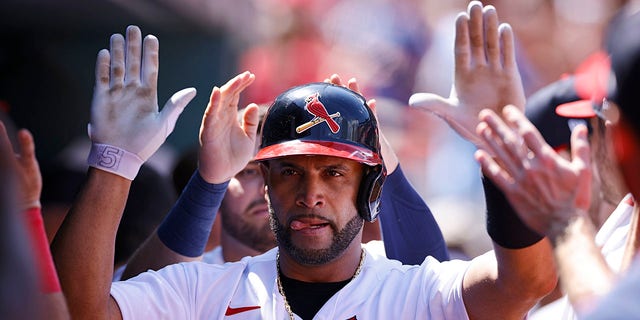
[409,2,525,150]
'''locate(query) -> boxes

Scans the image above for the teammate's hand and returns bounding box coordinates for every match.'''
[0,123,41,209]
[89,25,196,161]
[409,1,525,150]
[325,74,399,173]
[475,105,592,238]
[198,71,259,184]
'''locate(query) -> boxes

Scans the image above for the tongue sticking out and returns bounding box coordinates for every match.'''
[290,220,326,231]
[291,220,311,231]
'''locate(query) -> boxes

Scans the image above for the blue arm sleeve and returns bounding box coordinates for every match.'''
[157,171,229,257]
[378,165,450,263]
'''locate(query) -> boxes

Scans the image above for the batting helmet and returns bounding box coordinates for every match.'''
[255,82,386,222]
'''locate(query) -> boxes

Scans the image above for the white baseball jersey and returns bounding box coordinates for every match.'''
[111,243,470,319]
[111,247,226,282]
[528,194,635,320]
[202,246,225,265]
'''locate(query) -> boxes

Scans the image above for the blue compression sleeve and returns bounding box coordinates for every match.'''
[379,165,450,263]
[157,171,229,257]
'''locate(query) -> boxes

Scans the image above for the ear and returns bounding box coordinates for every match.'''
[611,118,640,198]
[612,118,640,163]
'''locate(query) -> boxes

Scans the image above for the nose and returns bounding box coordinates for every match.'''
[295,173,325,209]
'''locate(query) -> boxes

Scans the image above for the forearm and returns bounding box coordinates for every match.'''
[122,170,227,279]
[550,214,614,315]
[464,240,557,320]
[482,177,543,249]
[462,177,557,319]
[379,165,449,263]
[41,293,70,320]
[494,240,557,306]
[121,233,200,280]
[23,206,70,319]
[51,168,130,319]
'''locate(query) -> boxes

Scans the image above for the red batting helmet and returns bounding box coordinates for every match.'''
[255,82,386,221]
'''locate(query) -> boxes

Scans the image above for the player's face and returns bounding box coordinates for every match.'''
[220,161,274,252]
[265,155,364,265]
[589,117,627,205]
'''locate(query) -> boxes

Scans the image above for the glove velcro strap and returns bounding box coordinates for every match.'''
[87,143,143,180]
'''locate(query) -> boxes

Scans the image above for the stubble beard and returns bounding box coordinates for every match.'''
[221,200,275,253]
[269,205,364,265]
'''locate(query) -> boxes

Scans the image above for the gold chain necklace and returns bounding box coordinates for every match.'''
[276,249,366,320]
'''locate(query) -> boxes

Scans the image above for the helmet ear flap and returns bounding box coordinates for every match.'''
[358,164,386,222]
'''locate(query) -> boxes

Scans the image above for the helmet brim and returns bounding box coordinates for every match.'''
[254,140,383,166]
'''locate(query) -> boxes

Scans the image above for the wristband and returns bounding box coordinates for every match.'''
[483,177,544,249]
[157,171,228,257]
[24,207,61,293]
[21,200,41,211]
[87,143,144,180]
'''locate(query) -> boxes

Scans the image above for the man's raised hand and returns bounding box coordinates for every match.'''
[88,26,196,179]
[475,106,592,236]
[198,71,259,184]
[409,1,525,149]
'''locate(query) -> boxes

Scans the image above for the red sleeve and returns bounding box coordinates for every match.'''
[24,207,61,293]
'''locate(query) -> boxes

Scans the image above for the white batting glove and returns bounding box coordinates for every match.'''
[87,26,196,180]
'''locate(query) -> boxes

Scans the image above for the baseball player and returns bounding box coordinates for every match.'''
[0,121,69,319]
[52,2,556,319]
[522,53,638,319]
[585,7,640,317]
[471,6,640,319]
[118,85,449,281]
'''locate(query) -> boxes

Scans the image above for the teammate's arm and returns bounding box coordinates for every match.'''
[409,1,525,152]
[407,2,556,318]
[327,75,449,263]
[120,173,227,280]
[13,128,70,319]
[120,72,257,279]
[476,106,613,316]
[0,122,71,319]
[50,26,196,319]
[372,95,449,262]
[463,111,558,319]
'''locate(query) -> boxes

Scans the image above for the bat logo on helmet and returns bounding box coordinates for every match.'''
[295,93,341,134]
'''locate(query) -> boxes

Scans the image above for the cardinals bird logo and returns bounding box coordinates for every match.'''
[296,93,341,134]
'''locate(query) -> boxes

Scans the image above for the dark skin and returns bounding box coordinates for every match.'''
[50,26,255,319]
[51,3,557,317]
[264,155,365,283]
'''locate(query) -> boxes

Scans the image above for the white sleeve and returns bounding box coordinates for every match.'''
[111,263,193,319]
[110,261,244,319]
[355,251,470,319]
[419,257,470,319]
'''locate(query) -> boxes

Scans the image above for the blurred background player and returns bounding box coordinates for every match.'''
[524,53,637,319]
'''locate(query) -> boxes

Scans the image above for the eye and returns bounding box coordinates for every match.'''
[327,169,343,177]
[239,168,260,177]
[281,168,298,176]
